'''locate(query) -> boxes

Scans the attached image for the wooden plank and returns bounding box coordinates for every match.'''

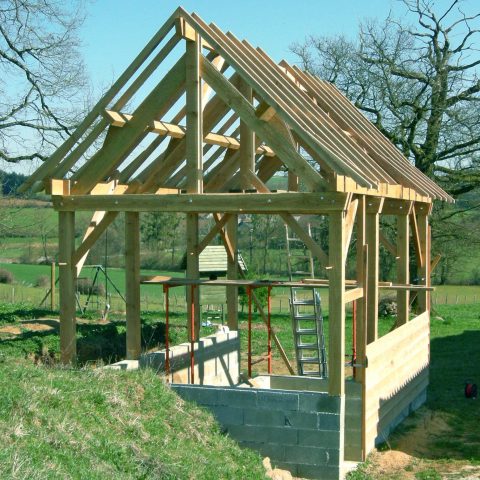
[53,192,351,214]
[239,80,255,189]
[186,213,200,339]
[328,211,346,396]
[104,109,129,127]
[125,212,141,359]
[201,56,326,191]
[397,214,410,326]
[226,215,238,330]
[186,32,203,194]
[50,179,71,195]
[58,211,76,364]
[71,55,187,194]
[280,213,329,265]
[410,206,424,269]
[196,213,232,254]
[366,205,380,344]
[355,195,366,383]
[417,214,429,312]
[379,231,397,257]
[344,198,358,256]
[255,101,276,121]
[366,311,429,361]
[344,287,364,304]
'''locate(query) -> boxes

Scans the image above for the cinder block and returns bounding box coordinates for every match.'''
[171,385,220,406]
[297,429,340,448]
[297,464,340,480]
[244,408,285,427]
[238,441,286,461]
[284,411,319,429]
[219,388,257,407]
[284,445,339,466]
[257,390,299,411]
[264,426,298,445]
[299,393,341,413]
[228,425,298,445]
[317,413,341,431]
[227,425,269,443]
[209,405,244,425]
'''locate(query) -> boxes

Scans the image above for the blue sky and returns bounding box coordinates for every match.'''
[80,0,401,88]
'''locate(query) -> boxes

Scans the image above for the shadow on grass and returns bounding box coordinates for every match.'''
[390,329,480,462]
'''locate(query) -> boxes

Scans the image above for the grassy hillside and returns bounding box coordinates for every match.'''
[0,358,265,480]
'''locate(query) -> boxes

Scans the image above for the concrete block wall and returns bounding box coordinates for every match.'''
[171,383,345,480]
[140,331,240,386]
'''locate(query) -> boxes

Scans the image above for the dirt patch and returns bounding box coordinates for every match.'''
[21,323,54,332]
[393,408,453,457]
[0,325,22,335]
[367,450,416,478]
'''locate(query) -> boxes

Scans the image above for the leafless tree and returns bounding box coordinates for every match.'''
[291,0,480,283]
[0,0,88,165]
[291,0,480,197]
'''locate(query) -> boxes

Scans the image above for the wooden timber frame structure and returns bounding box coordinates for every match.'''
[20,8,452,464]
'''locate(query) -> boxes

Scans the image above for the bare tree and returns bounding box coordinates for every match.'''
[291,0,480,196]
[0,0,88,165]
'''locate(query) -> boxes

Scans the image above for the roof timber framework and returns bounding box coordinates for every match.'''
[20,7,452,203]
[22,11,443,448]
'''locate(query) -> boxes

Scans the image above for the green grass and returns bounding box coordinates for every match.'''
[0,358,265,479]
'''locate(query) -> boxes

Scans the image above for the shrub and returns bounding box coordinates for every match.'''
[77,278,106,297]
[379,296,397,317]
[35,275,50,287]
[0,269,14,284]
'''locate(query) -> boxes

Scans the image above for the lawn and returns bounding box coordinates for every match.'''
[0,300,478,478]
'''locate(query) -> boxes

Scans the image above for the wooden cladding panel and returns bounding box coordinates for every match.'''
[364,312,430,453]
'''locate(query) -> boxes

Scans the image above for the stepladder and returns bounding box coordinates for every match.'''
[285,224,328,377]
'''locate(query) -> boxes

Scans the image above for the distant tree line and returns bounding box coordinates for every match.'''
[0,170,27,196]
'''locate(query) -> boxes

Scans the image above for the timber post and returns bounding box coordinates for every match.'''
[125,211,141,359]
[59,211,76,364]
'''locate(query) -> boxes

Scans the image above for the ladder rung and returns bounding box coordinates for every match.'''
[299,358,321,364]
[294,314,317,320]
[295,328,317,335]
[297,343,319,349]
[293,271,311,275]
[292,300,316,306]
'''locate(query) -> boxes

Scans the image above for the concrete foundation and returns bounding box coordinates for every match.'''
[172,375,354,480]
[140,330,240,386]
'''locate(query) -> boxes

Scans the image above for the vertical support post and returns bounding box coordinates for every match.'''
[239,80,255,190]
[226,215,238,330]
[267,286,272,374]
[397,213,410,325]
[365,198,382,343]
[186,31,203,194]
[186,31,202,340]
[247,286,252,378]
[186,213,200,339]
[59,211,76,364]
[163,284,170,379]
[190,284,196,384]
[355,196,366,382]
[125,211,141,359]
[288,170,299,192]
[50,262,56,311]
[417,213,430,313]
[328,211,346,396]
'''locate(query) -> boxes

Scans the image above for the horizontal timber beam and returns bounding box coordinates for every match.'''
[104,112,276,157]
[52,192,350,214]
